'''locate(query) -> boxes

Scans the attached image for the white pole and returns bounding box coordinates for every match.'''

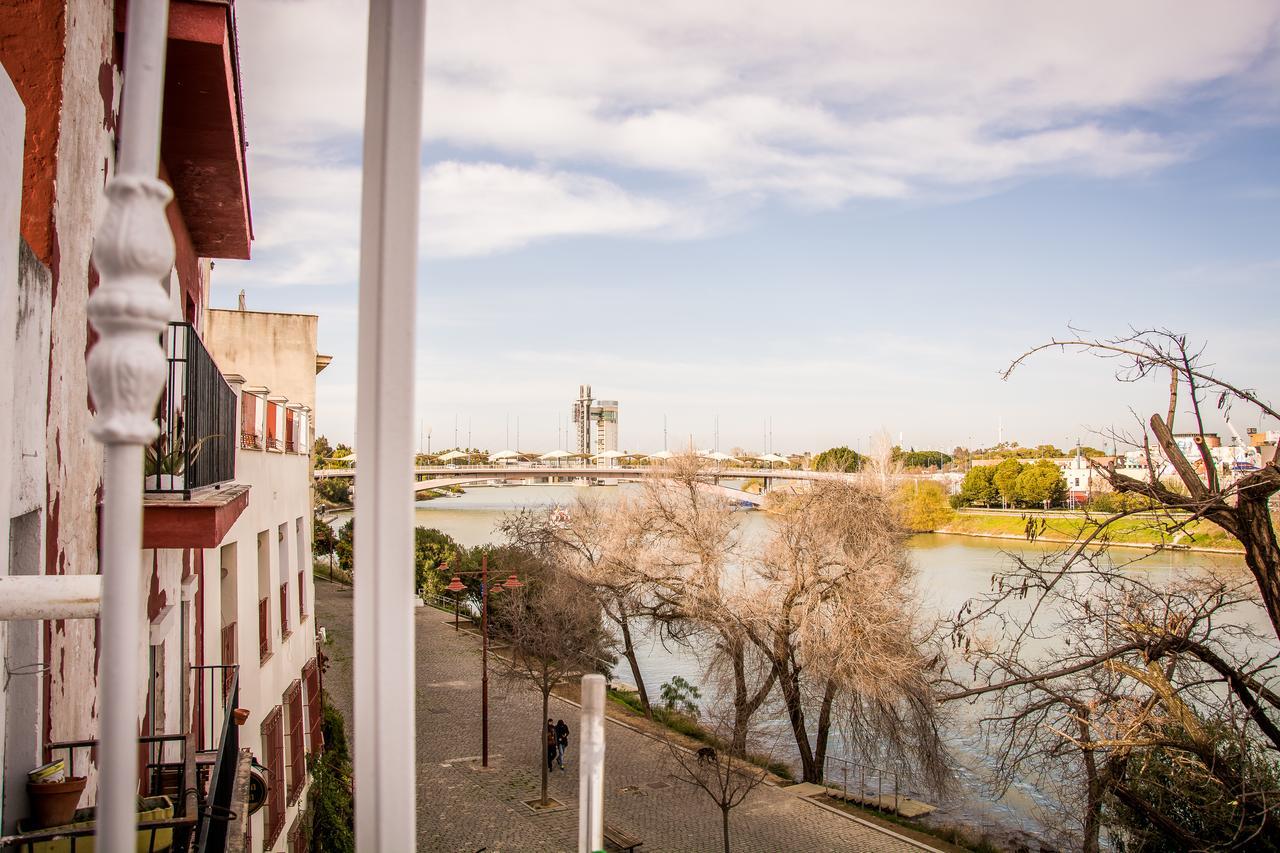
[353,1,426,850]
[578,674,606,853]
[86,1,174,850]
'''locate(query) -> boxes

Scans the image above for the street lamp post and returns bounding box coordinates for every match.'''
[442,554,523,767]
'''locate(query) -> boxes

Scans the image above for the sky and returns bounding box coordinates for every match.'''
[212,0,1280,455]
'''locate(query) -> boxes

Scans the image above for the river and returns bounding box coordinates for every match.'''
[330,482,1264,840]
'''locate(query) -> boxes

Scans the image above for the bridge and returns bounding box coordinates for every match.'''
[314,465,857,507]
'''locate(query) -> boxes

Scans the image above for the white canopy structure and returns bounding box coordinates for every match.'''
[756,453,788,464]
[647,450,674,461]
[490,449,523,461]
[333,452,356,464]
[539,449,573,460]
[706,451,741,464]
[591,450,627,461]
[436,449,469,462]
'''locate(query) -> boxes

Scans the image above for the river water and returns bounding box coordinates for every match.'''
[332,482,1264,839]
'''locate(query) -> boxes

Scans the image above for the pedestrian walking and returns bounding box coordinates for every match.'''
[555,718,570,769]
[545,719,557,772]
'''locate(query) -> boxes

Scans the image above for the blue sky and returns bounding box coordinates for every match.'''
[213,0,1280,454]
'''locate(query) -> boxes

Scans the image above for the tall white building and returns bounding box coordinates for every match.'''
[571,385,620,455]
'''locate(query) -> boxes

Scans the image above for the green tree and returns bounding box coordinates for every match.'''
[309,695,354,853]
[992,458,1025,505]
[335,519,354,572]
[901,450,953,470]
[1013,460,1066,507]
[414,527,462,595]
[313,434,333,462]
[957,465,998,506]
[315,476,351,505]
[897,480,956,531]
[313,513,337,556]
[811,446,864,472]
[659,675,702,717]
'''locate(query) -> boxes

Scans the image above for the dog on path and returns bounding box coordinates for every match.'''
[695,746,717,764]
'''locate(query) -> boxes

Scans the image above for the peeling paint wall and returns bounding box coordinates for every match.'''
[0,52,24,832]
[42,0,116,765]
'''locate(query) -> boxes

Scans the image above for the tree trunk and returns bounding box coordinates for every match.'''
[811,679,836,782]
[721,805,730,853]
[540,671,550,806]
[775,660,817,782]
[617,612,652,718]
[729,639,777,754]
[1077,713,1102,853]
[1235,489,1280,641]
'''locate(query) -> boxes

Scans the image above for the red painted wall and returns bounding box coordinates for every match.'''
[0,0,67,266]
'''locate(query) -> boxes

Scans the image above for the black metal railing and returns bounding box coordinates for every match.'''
[0,672,244,853]
[195,667,240,853]
[146,322,236,497]
[1,735,196,852]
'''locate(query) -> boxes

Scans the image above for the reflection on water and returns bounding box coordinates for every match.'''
[331,483,1261,837]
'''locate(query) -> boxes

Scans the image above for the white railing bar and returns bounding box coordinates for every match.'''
[352,1,426,850]
[0,576,102,620]
[86,0,174,850]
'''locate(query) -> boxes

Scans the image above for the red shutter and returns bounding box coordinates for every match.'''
[303,658,323,755]
[241,394,258,449]
[258,597,270,661]
[280,581,290,639]
[261,707,286,848]
[285,680,305,803]
[285,410,296,452]
[266,401,279,448]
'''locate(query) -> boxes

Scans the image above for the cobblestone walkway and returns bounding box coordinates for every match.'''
[315,578,928,852]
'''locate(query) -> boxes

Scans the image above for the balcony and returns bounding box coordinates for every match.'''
[0,667,245,853]
[147,323,236,497]
[141,323,250,550]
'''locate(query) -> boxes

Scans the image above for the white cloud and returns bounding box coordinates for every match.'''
[236,0,1279,209]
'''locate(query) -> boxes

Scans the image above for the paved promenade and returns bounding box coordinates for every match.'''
[315,577,930,852]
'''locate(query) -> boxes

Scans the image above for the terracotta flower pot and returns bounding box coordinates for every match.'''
[233,707,250,725]
[27,776,86,828]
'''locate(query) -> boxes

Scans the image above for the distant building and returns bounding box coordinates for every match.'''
[571,385,620,456]
[594,400,619,454]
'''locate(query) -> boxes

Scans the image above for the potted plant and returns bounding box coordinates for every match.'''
[25,760,86,829]
[144,433,219,492]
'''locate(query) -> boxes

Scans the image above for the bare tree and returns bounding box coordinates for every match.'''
[502,496,662,716]
[490,548,615,807]
[947,548,1280,850]
[1005,329,1280,639]
[742,479,949,787]
[632,454,779,754]
[662,710,774,853]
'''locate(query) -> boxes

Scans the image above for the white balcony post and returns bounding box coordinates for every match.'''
[352,1,426,850]
[85,2,173,851]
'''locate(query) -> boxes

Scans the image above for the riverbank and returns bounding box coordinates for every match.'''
[934,510,1244,554]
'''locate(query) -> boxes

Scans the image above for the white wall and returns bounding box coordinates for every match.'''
[0,59,23,832]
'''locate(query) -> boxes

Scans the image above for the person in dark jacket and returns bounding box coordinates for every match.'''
[545,720,557,771]
[555,719,570,769]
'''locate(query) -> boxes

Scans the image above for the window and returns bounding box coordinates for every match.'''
[286,811,309,853]
[280,581,290,640]
[296,517,307,622]
[241,393,260,449]
[284,409,296,453]
[302,658,323,756]
[261,707,285,849]
[258,597,270,662]
[258,530,271,661]
[284,680,305,804]
[266,400,280,450]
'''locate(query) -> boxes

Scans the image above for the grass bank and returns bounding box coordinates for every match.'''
[935,510,1244,554]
